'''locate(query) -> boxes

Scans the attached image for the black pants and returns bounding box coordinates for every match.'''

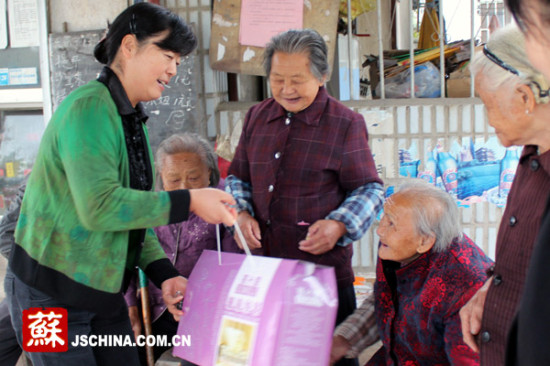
[0,299,22,366]
[6,268,140,366]
[335,284,360,366]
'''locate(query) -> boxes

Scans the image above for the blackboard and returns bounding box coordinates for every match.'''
[48,30,202,153]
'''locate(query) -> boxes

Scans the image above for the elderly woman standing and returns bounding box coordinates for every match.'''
[500,1,550,364]
[225,28,383,366]
[331,180,493,365]
[458,25,550,366]
[125,133,241,365]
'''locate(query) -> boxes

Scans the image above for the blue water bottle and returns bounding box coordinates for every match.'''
[499,148,519,198]
[418,150,437,185]
[436,152,458,196]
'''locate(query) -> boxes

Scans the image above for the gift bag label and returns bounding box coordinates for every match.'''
[214,316,256,365]
[215,256,281,365]
[225,256,281,316]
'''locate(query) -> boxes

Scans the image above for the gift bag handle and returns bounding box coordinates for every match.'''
[216,222,253,265]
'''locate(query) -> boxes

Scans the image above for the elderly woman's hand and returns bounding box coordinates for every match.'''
[234,211,262,250]
[459,276,493,352]
[189,188,237,227]
[298,219,347,255]
[161,276,188,321]
[330,335,351,365]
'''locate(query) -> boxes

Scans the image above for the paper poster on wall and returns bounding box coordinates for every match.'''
[0,0,7,49]
[239,0,303,48]
[7,0,40,48]
[397,138,520,208]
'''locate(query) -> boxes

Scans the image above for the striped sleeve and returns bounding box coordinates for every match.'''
[326,181,384,246]
[334,293,380,358]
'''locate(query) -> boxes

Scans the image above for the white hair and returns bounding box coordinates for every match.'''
[469,24,550,104]
[395,179,462,252]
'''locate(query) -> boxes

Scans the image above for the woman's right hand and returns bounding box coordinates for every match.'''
[459,276,493,352]
[234,211,262,249]
[189,188,237,227]
[128,305,142,341]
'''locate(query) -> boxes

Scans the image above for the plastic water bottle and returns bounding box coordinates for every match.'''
[499,148,519,198]
[418,151,437,185]
[436,152,458,196]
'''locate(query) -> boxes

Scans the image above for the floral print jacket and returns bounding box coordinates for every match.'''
[368,234,493,366]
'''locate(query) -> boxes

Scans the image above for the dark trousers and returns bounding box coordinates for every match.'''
[5,268,140,366]
[335,284,360,366]
[0,298,22,366]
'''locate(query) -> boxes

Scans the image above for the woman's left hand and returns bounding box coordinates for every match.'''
[298,219,347,255]
[161,276,188,321]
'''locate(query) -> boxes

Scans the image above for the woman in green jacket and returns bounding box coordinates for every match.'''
[4,3,236,365]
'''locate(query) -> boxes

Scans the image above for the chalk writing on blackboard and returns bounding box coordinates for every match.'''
[49,30,103,110]
[48,30,202,154]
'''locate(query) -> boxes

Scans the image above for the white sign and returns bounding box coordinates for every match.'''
[9,67,38,85]
[7,0,39,48]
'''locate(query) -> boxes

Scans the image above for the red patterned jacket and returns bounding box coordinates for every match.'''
[368,234,493,366]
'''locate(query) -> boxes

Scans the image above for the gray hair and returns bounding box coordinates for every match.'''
[470,25,550,104]
[394,179,462,252]
[155,133,220,190]
[263,28,329,82]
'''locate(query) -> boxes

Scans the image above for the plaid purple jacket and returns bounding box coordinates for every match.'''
[227,87,383,287]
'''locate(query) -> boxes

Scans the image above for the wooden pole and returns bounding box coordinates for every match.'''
[139,268,155,366]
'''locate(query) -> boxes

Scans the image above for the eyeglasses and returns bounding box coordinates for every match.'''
[483,45,520,76]
[483,44,550,99]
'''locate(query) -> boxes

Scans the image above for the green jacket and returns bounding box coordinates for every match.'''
[11,77,189,314]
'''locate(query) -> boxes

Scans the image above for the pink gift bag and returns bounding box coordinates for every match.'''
[173,250,338,365]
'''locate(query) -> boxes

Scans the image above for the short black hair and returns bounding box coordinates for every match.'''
[94,2,197,65]
[506,0,523,22]
[506,0,550,30]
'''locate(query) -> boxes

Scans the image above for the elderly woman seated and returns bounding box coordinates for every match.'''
[331,180,493,365]
[124,133,241,365]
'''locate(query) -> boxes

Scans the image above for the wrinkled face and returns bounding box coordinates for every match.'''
[160,152,210,191]
[268,52,325,113]
[376,193,425,263]
[474,73,531,147]
[126,32,181,106]
[521,0,550,81]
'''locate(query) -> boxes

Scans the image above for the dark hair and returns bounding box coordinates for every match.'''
[506,0,524,22]
[94,2,197,65]
[263,29,329,81]
[155,133,220,190]
[506,0,550,30]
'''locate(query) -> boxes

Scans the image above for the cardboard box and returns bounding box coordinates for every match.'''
[447,66,476,98]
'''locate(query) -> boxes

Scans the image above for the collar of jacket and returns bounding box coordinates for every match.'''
[265,86,329,127]
[97,66,149,124]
